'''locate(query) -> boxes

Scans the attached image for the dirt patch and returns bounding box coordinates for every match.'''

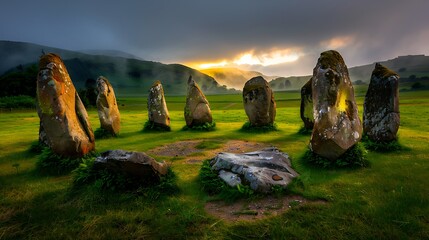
[186,159,202,164]
[147,140,270,162]
[147,140,202,157]
[205,195,326,222]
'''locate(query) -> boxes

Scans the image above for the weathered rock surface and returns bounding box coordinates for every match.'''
[36,53,95,157]
[148,80,170,128]
[310,50,362,160]
[210,147,299,193]
[363,63,400,142]
[94,150,168,182]
[243,76,276,126]
[184,76,213,127]
[96,76,120,136]
[300,78,314,129]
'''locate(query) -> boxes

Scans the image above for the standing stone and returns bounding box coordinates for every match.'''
[243,76,276,127]
[147,80,170,129]
[184,76,213,127]
[37,53,95,157]
[300,78,314,129]
[310,50,362,160]
[363,63,400,142]
[96,76,120,136]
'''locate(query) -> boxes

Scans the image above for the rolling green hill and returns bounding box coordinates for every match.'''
[269,54,429,91]
[0,40,236,97]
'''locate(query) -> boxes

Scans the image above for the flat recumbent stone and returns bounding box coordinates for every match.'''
[210,147,298,193]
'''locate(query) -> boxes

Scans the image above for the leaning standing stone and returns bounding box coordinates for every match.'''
[243,76,276,127]
[300,78,314,129]
[184,76,213,127]
[36,53,95,157]
[310,50,362,160]
[96,76,120,136]
[363,63,400,142]
[147,80,170,129]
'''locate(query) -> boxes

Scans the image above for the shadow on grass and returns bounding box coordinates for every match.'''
[361,136,411,153]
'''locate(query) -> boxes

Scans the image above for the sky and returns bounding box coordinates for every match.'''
[1,0,429,77]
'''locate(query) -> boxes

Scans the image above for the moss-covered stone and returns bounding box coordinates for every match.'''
[310,50,362,160]
[363,63,400,142]
[184,76,213,127]
[243,76,276,127]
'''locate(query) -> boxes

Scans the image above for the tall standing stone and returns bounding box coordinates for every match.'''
[300,78,314,129]
[243,76,276,127]
[184,76,213,127]
[310,50,362,160]
[37,53,95,157]
[96,76,120,136]
[363,63,400,142]
[147,80,170,129]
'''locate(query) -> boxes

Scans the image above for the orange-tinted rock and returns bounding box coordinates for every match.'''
[184,76,213,127]
[36,53,95,157]
[148,80,170,128]
[310,50,362,160]
[300,78,314,129]
[243,76,276,126]
[96,76,120,136]
[363,63,400,142]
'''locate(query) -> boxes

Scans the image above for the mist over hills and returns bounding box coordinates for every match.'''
[1,40,428,97]
[0,40,235,96]
[200,68,277,90]
[200,55,429,92]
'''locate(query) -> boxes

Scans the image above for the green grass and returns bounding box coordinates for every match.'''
[301,143,369,168]
[0,90,428,239]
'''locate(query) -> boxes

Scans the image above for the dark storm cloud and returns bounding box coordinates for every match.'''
[1,0,428,75]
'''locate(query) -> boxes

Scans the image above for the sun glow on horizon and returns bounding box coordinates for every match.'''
[198,60,228,69]
[191,48,301,70]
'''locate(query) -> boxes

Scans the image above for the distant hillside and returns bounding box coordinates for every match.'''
[269,55,429,91]
[0,40,236,96]
[348,55,429,83]
[200,68,277,90]
[269,76,311,91]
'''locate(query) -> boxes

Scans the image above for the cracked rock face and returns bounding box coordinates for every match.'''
[210,147,298,193]
[363,63,400,142]
[310,50,362,160]
[300,78,314,129]
[96,76,120,136]
[243,76,276,127]
[184,76,212,127]
[148,80,170,128]
[36,53,95,157]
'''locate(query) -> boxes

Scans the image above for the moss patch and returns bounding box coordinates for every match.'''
[361,135,403,152]
[302,143,369,168]
[319,50,345,70]
[142,120,171,132]
[240,121,278,132]
[182,121,216,131]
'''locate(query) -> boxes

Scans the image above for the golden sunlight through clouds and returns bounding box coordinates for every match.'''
[190,48,301,70]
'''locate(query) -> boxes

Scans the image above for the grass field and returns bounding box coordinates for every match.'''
[0,90,428,239]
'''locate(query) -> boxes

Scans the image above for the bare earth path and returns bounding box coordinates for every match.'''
[147,139,325,221]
